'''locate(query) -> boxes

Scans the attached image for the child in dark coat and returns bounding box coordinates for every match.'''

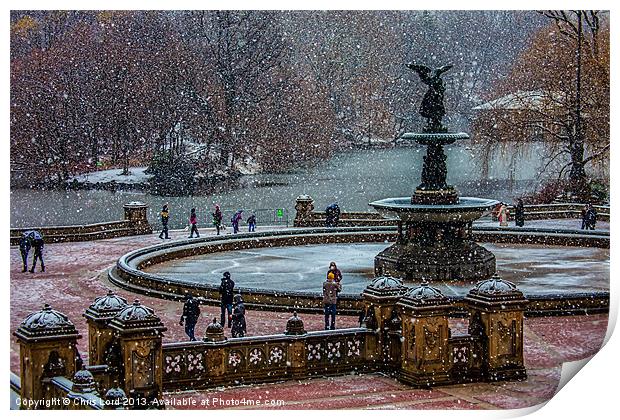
[231,294,247,338]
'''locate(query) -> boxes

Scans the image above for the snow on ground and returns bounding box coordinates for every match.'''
[69,167,152,184]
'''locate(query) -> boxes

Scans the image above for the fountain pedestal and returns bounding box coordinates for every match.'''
[370,132,498,282]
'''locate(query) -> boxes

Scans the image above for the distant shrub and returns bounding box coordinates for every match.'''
[148,151,196,196]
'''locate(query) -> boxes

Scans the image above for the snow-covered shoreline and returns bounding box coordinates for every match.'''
[68,167,153,185]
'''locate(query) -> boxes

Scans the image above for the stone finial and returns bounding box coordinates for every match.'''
[403,280,449,303]
[285,312,306,335]
[204,318,226,342]
[104,387,127,410]
[84,290,128,322]
[14,304,80,342]
[466,272,527,306]
[362,276,408,300]
[108,300,166,335]
[71,369,99,395]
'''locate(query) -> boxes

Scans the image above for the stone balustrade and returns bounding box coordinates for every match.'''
[13,275,531,409]
[10,202,152,245]
[162,326,372,392]
[294,196,610,227]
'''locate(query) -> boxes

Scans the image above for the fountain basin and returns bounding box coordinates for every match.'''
[369,197,499,223]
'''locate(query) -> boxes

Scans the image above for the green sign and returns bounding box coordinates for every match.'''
[276,208,284,218]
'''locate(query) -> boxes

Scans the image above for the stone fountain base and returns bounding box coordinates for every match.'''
[374,240,496,282]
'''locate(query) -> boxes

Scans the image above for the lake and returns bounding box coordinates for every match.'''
[10,143,553,229]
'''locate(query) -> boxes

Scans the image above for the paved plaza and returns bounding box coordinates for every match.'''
[9,225,609,409]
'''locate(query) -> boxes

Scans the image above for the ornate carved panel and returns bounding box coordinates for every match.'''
[227,350,245,370]
[248,348,266,367]
[187,351,205,373]
[131,348,154,389]
[268,346,285,366]
[496,319,516,356]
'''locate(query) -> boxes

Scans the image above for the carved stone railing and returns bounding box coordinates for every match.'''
[162,328,373,392]
[448,335,483,381]
[293,196,610,227]
[10,202,151,245]
[40,376,103,410]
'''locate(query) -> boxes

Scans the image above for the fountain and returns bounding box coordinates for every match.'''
[370,63,499,282]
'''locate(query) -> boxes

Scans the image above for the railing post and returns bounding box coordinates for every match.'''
[284,312,307,378]
[123,201,152,234]
[13,304,82,408]
[203,318,227,379]
[83,291,128,366]
[294,195,315,227]
[465,273,528,381]
[108,300,167,408]
[360,277,408,368]
[396,282,453,386]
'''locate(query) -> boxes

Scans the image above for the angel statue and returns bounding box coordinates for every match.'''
[407,63,453,133]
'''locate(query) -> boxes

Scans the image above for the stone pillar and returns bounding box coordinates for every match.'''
[108,300,167,407]
[13,304,82,407]
[294,195,315,227]
[360,277,408,366]
[397,282,453,387]
[123,201,152,234]
[465,273,528,381]
[83,290,128,366]
[284,312,307,378]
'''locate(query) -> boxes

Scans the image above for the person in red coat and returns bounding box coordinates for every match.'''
[189,207,200,238]
[327,261,342,283]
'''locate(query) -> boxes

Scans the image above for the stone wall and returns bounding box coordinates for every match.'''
[10,202,152,245]
[294,197,610,227]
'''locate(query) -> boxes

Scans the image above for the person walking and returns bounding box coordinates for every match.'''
[159,204,170,239]
[247,213,257,232]
[231,210,243,234]
[188,208,200,238]
[327,261,343,283]
[29,231,45,273]
[212,205,223,235]
[581,204,588,230]
[179,293,201,341]
[19,231,32,272]
[498,203,509,227]
[514,199,525,227]
[231,294,247,338]
[219,272,235,328]
[585,204,598,230]
[323,272,341,330]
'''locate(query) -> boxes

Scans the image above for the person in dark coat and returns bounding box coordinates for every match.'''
[212,205,223,235]
[323,272,342,330]
[247,214,257,232]
[219,272,235,328]
[585,204,598,230]
[327,261,343,283]
[325,203,341,227]
[189,208,200,238]
[231,294,247,338]
[514,199,525,227]
[19,231,32,272]
[159,204,170,239]
[231,210,243,234]
[29,231,45,273]
[581,204,588,230]
[179,293,201,341]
